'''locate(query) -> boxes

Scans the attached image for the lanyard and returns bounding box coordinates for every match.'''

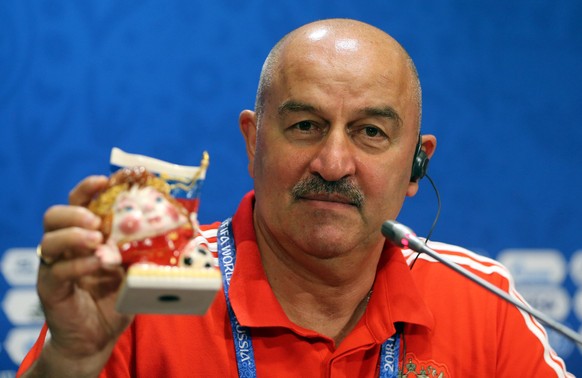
[216,218,400,378]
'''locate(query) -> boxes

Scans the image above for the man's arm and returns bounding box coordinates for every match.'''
[17,176,134,377]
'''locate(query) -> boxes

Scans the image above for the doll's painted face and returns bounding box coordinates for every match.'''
[109,185,187,242]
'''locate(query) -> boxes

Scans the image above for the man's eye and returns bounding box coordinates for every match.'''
[350,125,391,151]
[293,120,314,132]
[356,125,386,139]
[285,120,325,142]
[364,126,381,137]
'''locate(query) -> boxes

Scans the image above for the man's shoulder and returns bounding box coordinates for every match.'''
[402,240,512,283]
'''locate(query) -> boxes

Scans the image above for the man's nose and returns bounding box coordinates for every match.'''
[309,128,356,182]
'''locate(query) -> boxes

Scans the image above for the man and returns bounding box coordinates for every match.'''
[18,19,571,377]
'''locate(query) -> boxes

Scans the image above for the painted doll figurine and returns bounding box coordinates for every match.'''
[89,166,212,270]
[87,161,219,315]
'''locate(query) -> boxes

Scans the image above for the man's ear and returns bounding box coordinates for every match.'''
[406,134,437,197]
[421,134,437,160]
[239,110,258,178]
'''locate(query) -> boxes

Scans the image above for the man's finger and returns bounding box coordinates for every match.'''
[39,227,103,264]
[44,205,101,233]
[37,255,103,305]
[68,175,109,207]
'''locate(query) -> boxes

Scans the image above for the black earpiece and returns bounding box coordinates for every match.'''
[410,134,429,182]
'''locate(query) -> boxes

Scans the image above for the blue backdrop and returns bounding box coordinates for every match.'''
[1,1,581,376]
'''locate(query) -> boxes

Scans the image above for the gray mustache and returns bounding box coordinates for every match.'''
[291,176,364,208]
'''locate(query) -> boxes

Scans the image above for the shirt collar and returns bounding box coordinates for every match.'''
[362,241,434,343]
[228,192,295,328]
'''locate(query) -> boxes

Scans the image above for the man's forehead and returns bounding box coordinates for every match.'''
[273,49,411,103]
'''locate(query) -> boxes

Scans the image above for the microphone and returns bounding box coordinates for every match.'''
[381,220,582,346]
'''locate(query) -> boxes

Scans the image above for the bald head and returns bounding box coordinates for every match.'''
[254,19,422,130]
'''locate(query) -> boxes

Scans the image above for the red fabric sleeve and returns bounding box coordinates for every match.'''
[15,324,49,377]
[493,272,572,376]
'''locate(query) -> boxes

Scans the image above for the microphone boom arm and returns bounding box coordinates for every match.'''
[382,220,582,345]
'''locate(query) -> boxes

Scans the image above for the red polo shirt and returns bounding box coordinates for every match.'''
[18,191,572,377]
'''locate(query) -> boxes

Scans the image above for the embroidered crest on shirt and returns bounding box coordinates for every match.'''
[399,353,450,377]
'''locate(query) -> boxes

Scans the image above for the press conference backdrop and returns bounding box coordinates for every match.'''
[1,1,581,376]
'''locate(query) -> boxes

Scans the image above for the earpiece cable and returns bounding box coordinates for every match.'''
[424,173,441,243]
[410,173,441,269]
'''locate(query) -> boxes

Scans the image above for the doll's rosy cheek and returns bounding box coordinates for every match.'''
[166,204,180,222]
[119,215,141,235]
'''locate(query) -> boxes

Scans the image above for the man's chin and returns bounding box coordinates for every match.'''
[294,221,363,254]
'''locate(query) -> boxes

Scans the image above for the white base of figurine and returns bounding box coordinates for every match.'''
[115,264,222,315]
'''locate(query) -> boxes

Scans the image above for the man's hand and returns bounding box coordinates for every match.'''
[23,176,134,377]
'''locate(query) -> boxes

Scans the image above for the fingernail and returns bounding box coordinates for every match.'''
[87,230,103,246]
[84,213,101,229]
